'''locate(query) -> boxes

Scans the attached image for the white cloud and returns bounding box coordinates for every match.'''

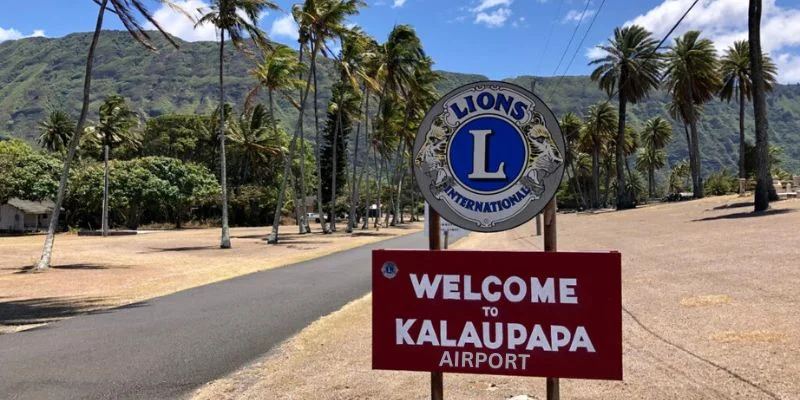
[585,45,606,60]
[270,14,299,41]
[145,0,269,42]
[475,7,512,28]
[0,26,46,42]
[623,0,800,83]
[471,0,513,13]
[563,9,595,24]
[146,0,217,41]
[392,0,407,8]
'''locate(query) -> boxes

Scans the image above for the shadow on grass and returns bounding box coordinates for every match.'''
[0,296,110,327]
[143,245,216,253]
[14,263,120,274]
[693,208,795,222]
[712,201,754,210]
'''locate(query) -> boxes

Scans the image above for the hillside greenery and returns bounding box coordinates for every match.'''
[1,30,798,174]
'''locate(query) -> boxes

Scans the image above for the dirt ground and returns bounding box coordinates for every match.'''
[192,196,800,400]
[0,222,422,334]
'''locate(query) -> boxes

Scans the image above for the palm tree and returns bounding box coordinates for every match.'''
[327,27,373,232]
[664,30,722,199]
[294,0,365,234]
[228,103,286,185]
[590,25,663,210]
[35,0,179,271]
[37,111,76,154]
[96,95,139,237]
[196,0,278,249]
[579,102,617,209]
[719,40,777,180]
[638,117,673,197]
[560,112,585,207]
[372,25,427,226]
[249,45,306,244]
[749,0,775,210]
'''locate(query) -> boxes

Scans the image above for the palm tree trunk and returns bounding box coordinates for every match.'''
[102,143,109,237]
[616,94,632,209]
[738,87,747,179]
[749,0,775,210]
[35,0,108,271]
[361,140,372,229]
[268,81,308,243]
[347,89,367,233]
[569,160,584,208]
[375,156,384,230]
[591,141,600,209]
[648,166,655,199]
[330,96,344,232]
[311,48,329,234]
[686,86,704,198]
[297,43,309,234]
[219,29,231,249]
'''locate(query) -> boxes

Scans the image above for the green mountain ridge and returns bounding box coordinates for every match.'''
[1,30,798,173]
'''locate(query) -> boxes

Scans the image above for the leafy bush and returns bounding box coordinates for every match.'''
[705,169,737,196]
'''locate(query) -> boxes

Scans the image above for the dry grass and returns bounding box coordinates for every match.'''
[0,222,422,334]
[193,196,800,400]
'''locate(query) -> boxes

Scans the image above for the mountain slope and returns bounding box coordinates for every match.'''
[1,31,798,173]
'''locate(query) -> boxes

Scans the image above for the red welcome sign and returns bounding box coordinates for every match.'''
[372,249,622,380]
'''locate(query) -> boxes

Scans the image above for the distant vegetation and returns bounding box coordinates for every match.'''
[1,32,798,174]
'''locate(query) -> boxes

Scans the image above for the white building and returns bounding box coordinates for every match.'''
[0,198,55,233]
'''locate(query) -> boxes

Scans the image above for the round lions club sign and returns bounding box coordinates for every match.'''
[413,81,565,233]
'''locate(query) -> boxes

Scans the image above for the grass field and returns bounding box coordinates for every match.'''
[0,222,423,334]
[192,196,800,400]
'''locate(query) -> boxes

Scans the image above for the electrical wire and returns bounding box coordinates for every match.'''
[550,0,592,77]
[552,0,607,90]
[534,0,566,78]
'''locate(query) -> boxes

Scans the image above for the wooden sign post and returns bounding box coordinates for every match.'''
[428,207,443,400]
[543,198,558,400]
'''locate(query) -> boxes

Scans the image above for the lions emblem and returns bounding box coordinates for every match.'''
[413,81,565,233]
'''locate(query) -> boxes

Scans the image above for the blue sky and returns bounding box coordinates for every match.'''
[3,0,800,82]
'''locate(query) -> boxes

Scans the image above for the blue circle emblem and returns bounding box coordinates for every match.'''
[448,116,527,194]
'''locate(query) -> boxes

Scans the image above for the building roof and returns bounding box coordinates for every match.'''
[6,198,55,214]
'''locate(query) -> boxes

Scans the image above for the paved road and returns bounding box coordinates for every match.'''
[0,231,458,400]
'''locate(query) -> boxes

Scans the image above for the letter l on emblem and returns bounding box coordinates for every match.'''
[468,129,506,180]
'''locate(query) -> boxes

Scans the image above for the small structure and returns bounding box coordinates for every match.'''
[0,198,55,233]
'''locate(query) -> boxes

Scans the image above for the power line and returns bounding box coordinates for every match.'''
[549,0,607,95]
[534,0,566,78]
[550,0,592,77]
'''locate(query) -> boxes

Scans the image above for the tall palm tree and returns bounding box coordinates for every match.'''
[196,0,278,249]
[560,112,585,207]
[373,25,427,226]
[293,0,365,234]
[249,45,306,244]
[664,30,722,199]
[638,117,672,197]
[96,94,139,237]
[589,25,663,210]
[35,0,179,271]
[37,110,76,154]
[719,40,777,180]
[327,27,373,232]
[749,0,775,210]
[579,102,617,209]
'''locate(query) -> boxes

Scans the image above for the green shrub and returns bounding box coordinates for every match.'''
[705,169,737,196]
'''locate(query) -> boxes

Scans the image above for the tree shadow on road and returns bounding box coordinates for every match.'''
[692,208,795,222]
[0,296,111,327]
